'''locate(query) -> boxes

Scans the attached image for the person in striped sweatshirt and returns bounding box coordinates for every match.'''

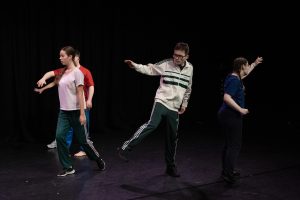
[118,42,193,177]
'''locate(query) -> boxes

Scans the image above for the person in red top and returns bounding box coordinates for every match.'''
[35,49,95,157]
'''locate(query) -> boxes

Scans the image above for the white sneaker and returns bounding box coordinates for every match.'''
[47,140,57,149]
[74,151,86,157]
[57,168,75,177]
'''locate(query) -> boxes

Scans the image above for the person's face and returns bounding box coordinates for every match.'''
[173,49,188,66]
[59,50,72,66]
[241,62,249,76]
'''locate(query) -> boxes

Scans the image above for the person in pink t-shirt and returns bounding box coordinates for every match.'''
[35,50,95,157]
[35,46,105,176]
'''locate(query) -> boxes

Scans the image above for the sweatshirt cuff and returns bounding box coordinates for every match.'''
[182,101,188,108]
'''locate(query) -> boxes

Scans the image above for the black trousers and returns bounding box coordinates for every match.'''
[121,102,179,167]
[218,108,243,175]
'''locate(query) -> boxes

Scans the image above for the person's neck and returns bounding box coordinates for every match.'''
[178,61,186,70]
[66,63,76,70]
[231,72,241,79]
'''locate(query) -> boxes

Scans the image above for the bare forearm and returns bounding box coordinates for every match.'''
[37,71,55,87]
[44,82,56,91]
[42,71,55,81]
[87,86,94,102]
[242,56,263,79]
[223,94,243,113]
[77,86,85,115]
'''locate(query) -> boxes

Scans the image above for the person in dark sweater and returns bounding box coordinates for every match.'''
[218,56,263,184]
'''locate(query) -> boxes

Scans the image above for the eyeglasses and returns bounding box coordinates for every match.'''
[173,54,186,59]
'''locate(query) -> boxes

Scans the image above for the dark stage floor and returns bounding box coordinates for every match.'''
[1,127,300,200]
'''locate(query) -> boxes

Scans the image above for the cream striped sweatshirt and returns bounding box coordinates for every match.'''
[133,59,193,112]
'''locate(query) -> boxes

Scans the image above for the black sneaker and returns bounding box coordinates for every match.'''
[232,170,240,177]
[117,147,129,162]
[96,158,106,171]
[166,166,180,177]
[222,170,240,178]
[221,172,238,185]
[57,168,75,177]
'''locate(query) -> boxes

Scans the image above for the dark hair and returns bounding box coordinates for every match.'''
[61,46,76,59]
[75,49,80,58]
[174,42,189,55]
[233,57,248,78]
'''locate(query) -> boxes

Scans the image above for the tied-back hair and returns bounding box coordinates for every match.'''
[233,57,248,80]
[220,57,248,97]
[233,57,247,92]
[75,49,80,58]
[54,46,76,85]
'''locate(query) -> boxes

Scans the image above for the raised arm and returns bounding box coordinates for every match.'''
[242,56,263,79]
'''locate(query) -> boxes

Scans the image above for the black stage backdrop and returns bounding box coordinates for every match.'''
[0,3,299,144]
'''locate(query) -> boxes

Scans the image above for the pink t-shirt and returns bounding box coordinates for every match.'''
[58,67,86,110]
[54,65,94,101]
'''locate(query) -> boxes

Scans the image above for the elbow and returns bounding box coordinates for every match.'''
[223,94,231,103]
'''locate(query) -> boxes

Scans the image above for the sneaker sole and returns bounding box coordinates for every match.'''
[117,148,129,162]
[222,175,236,184]
[57,169,75,177]
[74,152,87,157]
[165,171,180,177]
[98,159,106,171]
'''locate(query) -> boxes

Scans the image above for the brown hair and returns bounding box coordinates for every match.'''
[233,57,248,79]
[174,42,189,55]
[54,46,76,84]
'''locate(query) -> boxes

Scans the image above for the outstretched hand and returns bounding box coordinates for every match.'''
[240,108,249,115]
[33,88,43,94]
[255,57,263,65]
[124,60,135,68]
[37,79,46,88]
